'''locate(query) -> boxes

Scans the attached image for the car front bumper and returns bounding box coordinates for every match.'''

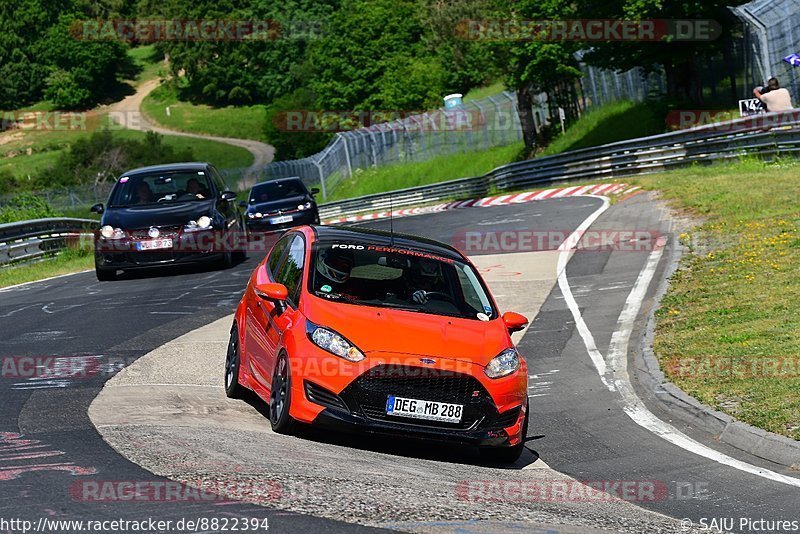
[245,210,319,233]
[94,231,229,270]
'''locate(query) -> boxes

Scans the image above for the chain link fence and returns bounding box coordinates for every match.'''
[249,65,660,200]
[733,0,800,102]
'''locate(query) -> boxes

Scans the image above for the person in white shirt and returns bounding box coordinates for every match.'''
[754,78,794,112]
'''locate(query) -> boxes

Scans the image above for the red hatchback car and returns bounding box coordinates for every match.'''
[225,225,530,462]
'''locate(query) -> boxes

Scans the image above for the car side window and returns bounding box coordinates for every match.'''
[267,235,292,278]
[275,235,305,307]
[209,166,228,195]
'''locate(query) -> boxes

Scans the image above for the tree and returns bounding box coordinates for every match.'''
[0,1,136,110]
[308,0,446,111]
[490,0,583,155]
[580,0,749,103]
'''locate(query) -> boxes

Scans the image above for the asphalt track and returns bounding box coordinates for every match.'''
[1,194,799,533]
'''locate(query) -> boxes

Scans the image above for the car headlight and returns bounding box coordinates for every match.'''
[255,212,263,218]
[484,348,520,379]
[307,322,365,362]
[100,225,125,239]
[247,213,255,219]
[298,202,312,210]
[184,216,213,232]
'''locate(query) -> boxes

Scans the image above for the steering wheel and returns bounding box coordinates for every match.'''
[421,291,455,303]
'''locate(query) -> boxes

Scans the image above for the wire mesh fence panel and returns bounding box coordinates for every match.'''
[734,0,800,102]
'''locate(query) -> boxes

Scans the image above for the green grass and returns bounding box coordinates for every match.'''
[142,84,267,142]
[324,100,666,202]
[541,100,665,156]
[327,142,524,201]
[463,82,506,103]
[0,246,93,288]
[128,45,165,84]
[0,113,253,181]
[632,158,800,440]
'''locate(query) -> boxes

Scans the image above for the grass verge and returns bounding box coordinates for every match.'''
[632,158,800,441]
[541,100,664,156]
[142,84,267,142]
[0,246,93,288]
[326,142,524,202]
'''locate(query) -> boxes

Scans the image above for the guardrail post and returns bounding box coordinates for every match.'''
[313,160,327,200]
[338,132,353,178]
[487,95,506,146]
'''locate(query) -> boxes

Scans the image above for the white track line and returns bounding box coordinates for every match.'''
[557,195,612,386]
[562,197,800,488]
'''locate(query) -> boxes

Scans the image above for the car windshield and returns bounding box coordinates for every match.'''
[310,243,496,321]
[249,180,306,204]
[108,171,214,207]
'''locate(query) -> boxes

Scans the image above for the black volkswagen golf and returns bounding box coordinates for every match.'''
[91,162,247,281]
[242,177,320,233]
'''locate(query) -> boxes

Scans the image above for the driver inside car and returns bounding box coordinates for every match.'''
[316,247,360,300]
[409,258,444,305]
[186,178,209,199]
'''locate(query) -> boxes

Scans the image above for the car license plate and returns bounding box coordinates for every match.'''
[136,239,173,251]
[386,395,463,423]
[270,215,293,224]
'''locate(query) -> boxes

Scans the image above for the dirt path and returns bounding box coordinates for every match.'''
[107,78,275,184]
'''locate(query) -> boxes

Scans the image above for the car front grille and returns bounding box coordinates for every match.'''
[339,364,496,431]
[128,226,181,241]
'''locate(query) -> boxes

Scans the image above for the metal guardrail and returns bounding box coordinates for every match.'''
[319,113,800,220]
[0,218,98,267]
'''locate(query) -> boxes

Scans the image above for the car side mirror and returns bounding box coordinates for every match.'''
[255,281,288,306]
[502,312,528,333]
[310,187,320,195]
[90,203,104,214]
[220,191,237,202]
[239,200,247,208]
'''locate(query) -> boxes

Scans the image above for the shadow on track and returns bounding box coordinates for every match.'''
[236,389,542,470]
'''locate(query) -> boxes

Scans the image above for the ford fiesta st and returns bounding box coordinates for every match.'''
[225,225,530,462]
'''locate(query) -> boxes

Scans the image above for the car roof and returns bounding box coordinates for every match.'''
[122,162,211,176]
[312,225,465,262]
[250,177,305,189]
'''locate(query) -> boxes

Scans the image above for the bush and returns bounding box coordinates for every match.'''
[37,129,194,189]
[0,192,59,224]
[0,169,19,196]
[263,88,333,160]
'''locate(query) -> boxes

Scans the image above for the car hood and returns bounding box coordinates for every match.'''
[102,200,215,229]
[305,299,509,366]
[247,195,309,214]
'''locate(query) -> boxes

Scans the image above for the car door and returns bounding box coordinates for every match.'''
[209,165,239,232]
[260,234,306,382]
[244,234,290,391]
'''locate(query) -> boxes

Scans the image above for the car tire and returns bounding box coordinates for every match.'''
[220,247,234,269]
[480,402,529,464]
[224,324,245,399]
[95,265,117,282]
[269,352,295,434]
[233,227,248,262]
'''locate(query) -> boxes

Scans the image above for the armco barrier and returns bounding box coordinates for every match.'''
[319,112,800,221]
[0,218,98,267]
